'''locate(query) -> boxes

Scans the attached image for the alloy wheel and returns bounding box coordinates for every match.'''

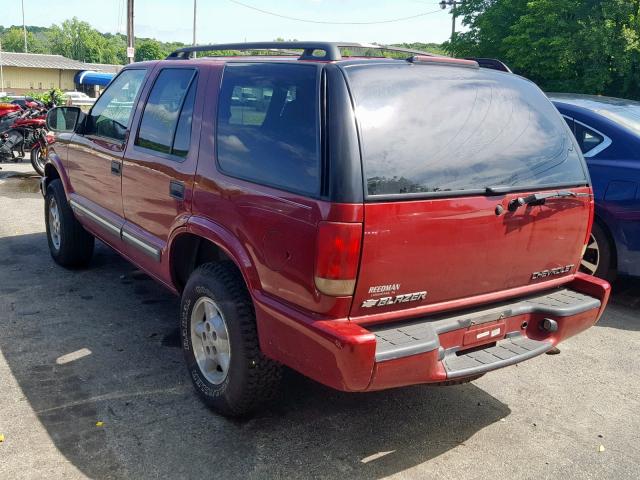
[34,146,46,172]
[580,232,599,275]
[48,197,61,250]
[190,296,231,385]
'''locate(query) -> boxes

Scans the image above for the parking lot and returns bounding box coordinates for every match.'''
[0,161,639,480]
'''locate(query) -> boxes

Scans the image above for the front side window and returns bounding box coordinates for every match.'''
[136,69,197,158]
[216,63,320,196]
[85,69,147,142]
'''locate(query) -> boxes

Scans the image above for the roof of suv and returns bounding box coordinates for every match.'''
[127,42,480,74]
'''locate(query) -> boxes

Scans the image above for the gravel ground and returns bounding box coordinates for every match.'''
[1,161,639,480]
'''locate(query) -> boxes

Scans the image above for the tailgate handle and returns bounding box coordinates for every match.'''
[169,180,185,200]
[110,160,121,176]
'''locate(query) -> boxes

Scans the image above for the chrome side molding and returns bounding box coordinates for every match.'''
[70,198,161,262]
[121,229,161,262]
[70,199,121,237]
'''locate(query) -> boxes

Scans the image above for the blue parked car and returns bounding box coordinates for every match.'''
[550,94,640,281]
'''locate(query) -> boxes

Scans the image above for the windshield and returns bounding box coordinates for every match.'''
[343,63,588,197]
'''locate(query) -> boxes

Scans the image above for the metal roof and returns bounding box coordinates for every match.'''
[0,52,93,70]
[83,62,123,74]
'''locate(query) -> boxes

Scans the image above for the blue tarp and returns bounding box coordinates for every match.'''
[74,71,115,87]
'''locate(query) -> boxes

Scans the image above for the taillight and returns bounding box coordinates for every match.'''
[314,221,362,296]
[582,190,595,256]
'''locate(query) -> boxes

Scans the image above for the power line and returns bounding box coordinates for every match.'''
[226,0,444,25]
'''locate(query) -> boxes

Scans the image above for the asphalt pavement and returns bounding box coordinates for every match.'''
[1,161,639,479]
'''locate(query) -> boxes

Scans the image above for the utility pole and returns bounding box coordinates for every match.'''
[440,0,461,44]
[192,0,197,58]
[0,40,5,93]
[127,0,135,63]
[21,0,28,53]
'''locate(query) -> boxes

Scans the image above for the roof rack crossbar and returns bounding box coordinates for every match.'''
[166,42,342,61]
[165,42,439,61]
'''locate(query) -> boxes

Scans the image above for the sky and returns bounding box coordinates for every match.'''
[1,0,456,45]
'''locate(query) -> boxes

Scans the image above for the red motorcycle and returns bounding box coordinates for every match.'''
[0,103,22,131]
[0,103,50,176]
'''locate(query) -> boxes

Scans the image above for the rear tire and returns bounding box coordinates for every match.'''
[580,222,615,282]
[30,145,46,176]
[180,262,282,417]
[45,179,94,268]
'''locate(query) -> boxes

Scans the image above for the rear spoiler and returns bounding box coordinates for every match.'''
[465,58,512,73]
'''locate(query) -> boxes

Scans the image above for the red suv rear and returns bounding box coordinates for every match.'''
[41,42,610,416]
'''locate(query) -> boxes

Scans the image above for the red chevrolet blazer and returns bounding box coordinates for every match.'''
[41,42,610,416]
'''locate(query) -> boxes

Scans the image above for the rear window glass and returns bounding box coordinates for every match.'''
[216,63,320,196]
[574,123,605,154]
[344,63,587,197]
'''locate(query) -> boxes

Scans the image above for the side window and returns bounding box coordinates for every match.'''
[216,63,320,196]
[85,69,146,141]
[562,116,575,133]
[172,79,197,157]
[229,86,275,126]
[136,69,197,158]
[574,122,605,155]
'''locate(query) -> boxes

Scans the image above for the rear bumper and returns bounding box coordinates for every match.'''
[254,273,610,392]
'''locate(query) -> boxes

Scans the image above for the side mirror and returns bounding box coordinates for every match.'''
[46,107,84,133]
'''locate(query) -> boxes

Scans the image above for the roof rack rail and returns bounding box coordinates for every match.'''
[465,57,512,73]
[407,55,479,69]
[165,42,438,61]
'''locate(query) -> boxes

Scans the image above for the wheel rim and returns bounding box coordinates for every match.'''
[580,232,599,275]
[48,197,61,250]
[34,146,46,171]
[190,296,231,385]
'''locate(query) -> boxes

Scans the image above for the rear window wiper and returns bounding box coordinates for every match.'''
[507,190,591,212]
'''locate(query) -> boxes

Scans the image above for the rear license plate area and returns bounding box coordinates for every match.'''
[462,321,506,347]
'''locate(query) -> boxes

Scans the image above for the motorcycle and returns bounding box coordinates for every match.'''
[0,105,50,176]
[0,103,23,132]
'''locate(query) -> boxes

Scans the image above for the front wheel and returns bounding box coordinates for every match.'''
[45,179,95,268]
[30,144,46,176]
[180,262,282,417]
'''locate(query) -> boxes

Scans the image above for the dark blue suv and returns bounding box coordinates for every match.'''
[550,94,640,281]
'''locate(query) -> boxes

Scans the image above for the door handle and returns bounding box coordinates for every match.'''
[169,180,185,200]
[111,160,122,176]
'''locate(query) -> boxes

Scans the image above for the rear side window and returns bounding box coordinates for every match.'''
[574,123,604,154]
[344,64,588,197]
[216,63,320,196]
[136,69,197,159]
[86,69,146,141]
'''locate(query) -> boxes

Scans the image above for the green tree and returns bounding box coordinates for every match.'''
[135,39,167,61]
[1,27,45,53]
[47,18,116,63]
[448,0,640,99]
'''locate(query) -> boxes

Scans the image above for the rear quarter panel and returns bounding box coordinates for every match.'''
[189,63,361,318]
